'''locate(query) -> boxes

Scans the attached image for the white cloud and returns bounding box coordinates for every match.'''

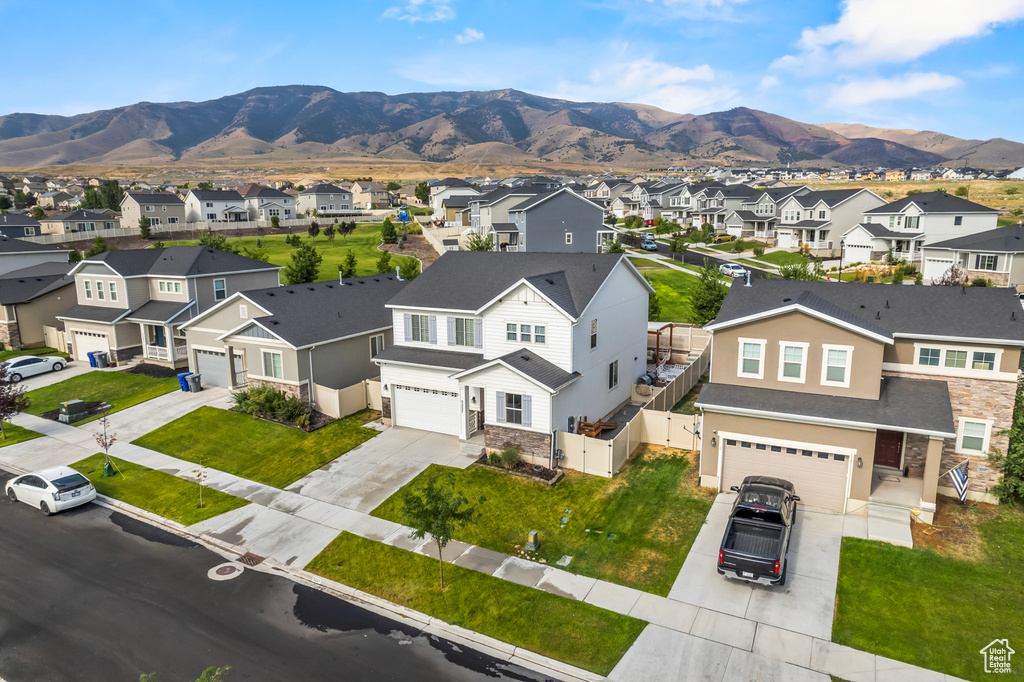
[383,0,455,23]
[757,75,780,90]
[826,72,962,108]
[455,27,484,44]
[777,0,1024,68]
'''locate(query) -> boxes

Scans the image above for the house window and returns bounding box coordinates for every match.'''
[957,418,991,455]
[453,318,475,347]
[945,350,968,369]
[150,217,160,225]
[975,255,997,271]
[167,217,178,224]
[779,342,808,382]
[96,281,105,300]
[146,205,154,212]
[24,227,35,236]
[818,210,825,219]
[214,279,226,301]
[205,202,213,208]
[972,352,996,371]
[506,323,517,341]
[370,334,384,358]
[822,345,852,387]
[84,281,92,299]
[590,319,598,349]
[534,325,545,344]
[262,351,283,379]
[109,282,117,302]
[207,213,217,220]
[411,314,431,343]
[738,339,765,378]
[240,305,248,319]
[918,348,941,366]
[608,360,618,389]
[565,233,573,245]
[504,393,523,425]
[520,325,531,343]
[954,216,963,226]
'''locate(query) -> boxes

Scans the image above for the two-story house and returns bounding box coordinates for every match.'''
[723,186,811,240]
[919,223,1024,286]
[296,183,355,218]
[774,188,886,254]
[374,252,652,462]
[184,189,248,224]
[499,189,614,253]
[39,210,120,235]
[351,181,390,209]
[120,192,186,230]
[430,178,481,220]
[242,186,295,221]
[57,246,282,366]
[0,214,42,239]
[696,280,1023,522]
[179,275,406,399]
[689,184,759,229]
[468,186,542,234]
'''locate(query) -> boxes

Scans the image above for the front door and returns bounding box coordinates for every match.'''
[874,430,904,469]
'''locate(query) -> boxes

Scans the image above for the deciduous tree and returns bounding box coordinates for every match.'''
[691,258,728,326]
[415,181,430,204]
[400,472,483,588]
[0,365,30,440]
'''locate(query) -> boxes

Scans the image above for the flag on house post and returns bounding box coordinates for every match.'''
[946,460,971,504]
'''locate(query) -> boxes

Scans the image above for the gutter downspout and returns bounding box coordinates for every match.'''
[308,345,316,408]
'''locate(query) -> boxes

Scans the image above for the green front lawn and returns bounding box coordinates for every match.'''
[643,268,700,323]
[0,423,42,448]
[372,448,714,595]
[0,346,70,362]
[72,453,249,526]
[307,532,646,676]
[753,250,814,266]
[628,256,667,269]
[833,503,1024,680]
[710,239,759,253]
[161,223,418,282]
[131,406,379,488]
[25,371,179,424]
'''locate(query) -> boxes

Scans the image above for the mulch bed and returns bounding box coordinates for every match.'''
[39,401,110,422]
[228,407,335,432]
[379,233,438,268]
[121,363,181,379]
[474,454,564,487]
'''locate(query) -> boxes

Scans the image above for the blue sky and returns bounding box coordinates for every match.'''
[2,0,1022,141]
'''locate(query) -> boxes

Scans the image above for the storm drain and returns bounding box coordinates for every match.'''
[208,562,245,581]
[239,552,265,566]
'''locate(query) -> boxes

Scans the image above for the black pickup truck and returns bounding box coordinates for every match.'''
[717,476,799,586]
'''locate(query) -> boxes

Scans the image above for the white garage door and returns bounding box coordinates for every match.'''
[844,243,871,262]
[392,384,461,436]
[923,258,955,282]
[195,349,243,388]
[721,437,851,512]
[73,331,109,362]
[776,231,794,249]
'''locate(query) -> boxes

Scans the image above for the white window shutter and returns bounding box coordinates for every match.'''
[523,395,532,427]
[474,318,483,348]
[429,316,437,344]
[447,317,456,346]
[496,391,505,423]
[404,314,412,342]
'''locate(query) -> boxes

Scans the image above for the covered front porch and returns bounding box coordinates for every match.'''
[868,428,948,524]
[126,300,193,368]
[492,223,520,252]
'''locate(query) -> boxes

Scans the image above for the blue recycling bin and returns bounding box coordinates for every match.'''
[87,351,98,368]
[177,371,193,392]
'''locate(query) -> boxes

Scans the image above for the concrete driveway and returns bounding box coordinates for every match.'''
[667,494,846,640]
[8,358,91,389]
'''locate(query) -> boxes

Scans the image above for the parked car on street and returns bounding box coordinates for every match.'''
[717,476,798,586]
[711,234,736,244]
[640,237,658,251]
[5,466,96,516]
[0,355,66,382]
[719,263,748,278]
[644,219,656,227]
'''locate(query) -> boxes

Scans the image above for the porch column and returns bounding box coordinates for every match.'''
[226,344,237,388]
[919,435,944,523]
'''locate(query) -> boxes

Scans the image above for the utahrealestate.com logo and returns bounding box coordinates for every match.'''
[980,639,1015,674]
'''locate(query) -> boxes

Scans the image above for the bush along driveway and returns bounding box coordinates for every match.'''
[372,447,715,595]
[25,371,180,425]
[131,406,380,488]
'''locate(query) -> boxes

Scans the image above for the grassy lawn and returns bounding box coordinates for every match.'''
[833,501,1024,680]
[671,374,707,415]
[131,406,379,488]
[307,532,646,675]
[754,250,815,266]
[161,223,418,283]
[72,453,249,526]
[0,346,70,362]
[643,268,700,323]
[372,447,714,595]
[25,371,179,424]
[710,239,759,253]
[628,256,667,269]
[0,423,42,448]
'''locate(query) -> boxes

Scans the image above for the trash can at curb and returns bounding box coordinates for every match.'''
[87,351,98,368]
[177,372,192,391]
[185,374,202,392]
[94,352,110,368]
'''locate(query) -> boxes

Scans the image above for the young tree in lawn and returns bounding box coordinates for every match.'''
[0,365,30,440]
[778,261,823,281]
[698,223,715,244]
[270,215,280,229]
[308,220,320,238]
[691,258,728,326]
[653,216,674,235]
[603,238,625,253]
[464,232,493,251]
[380,217,398,244]
[323,223,335,241]
[414,181,430,204]
[94,415,118,476]
[399,258,420,281]
[375,250,392,274]
[139,215,152,240]
[283,242,323,284]
[241,244,270,262]
[954,185,969,197]
[198,231,239,254]
[648,290,662,321]
[400,472,483,588]
[340,251,358,278]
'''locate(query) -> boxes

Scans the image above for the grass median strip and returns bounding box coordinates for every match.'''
[131,406,379,488]
[0,423,42,448]
[307,532,646,676]
[72,453,249,526]
[25,371,179,425]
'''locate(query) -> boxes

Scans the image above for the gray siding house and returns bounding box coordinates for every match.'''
[501,188,614,253]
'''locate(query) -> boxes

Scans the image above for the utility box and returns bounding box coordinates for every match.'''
[59,399,88,424]
[525,530,540,551]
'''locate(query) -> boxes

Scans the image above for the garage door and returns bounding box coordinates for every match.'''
[195,349,242,388]
[721,437,851,512]
[844,243,871,262]
[923,258,954,282]
[73,331,109,362]
[776,231,794,249]
[392,384,461,436]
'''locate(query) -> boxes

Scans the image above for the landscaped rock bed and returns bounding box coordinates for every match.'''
[229,407,335,432]
[122,363,181,379]
[474,455,564,487]
[39,401,110,422]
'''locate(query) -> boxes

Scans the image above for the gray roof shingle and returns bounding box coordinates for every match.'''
[373,345,484,371]
[125,300,193,324]
[864,192,998,215]
[188,189,243,202]
[84,246,281,278]
[58,304,130,324]
[495,349,580,390]
[927,223,1024,252]
[0,263,75,304]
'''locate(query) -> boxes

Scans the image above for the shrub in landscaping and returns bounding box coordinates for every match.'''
[487,451,502,466]
[231,384,311,425]
[971,277,991,287]
[915,272,923,285]
[891,269,904,285]
[499,447,521,469]
[752,245,765,258]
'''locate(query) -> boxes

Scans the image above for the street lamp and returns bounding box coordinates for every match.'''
[837,239,845,283]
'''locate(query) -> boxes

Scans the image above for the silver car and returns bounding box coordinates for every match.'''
[1,354,66,382]
[6,466,97,515]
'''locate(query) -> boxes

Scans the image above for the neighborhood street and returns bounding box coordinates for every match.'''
[0,468,551,682]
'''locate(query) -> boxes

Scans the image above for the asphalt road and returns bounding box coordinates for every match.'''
[0,470,551,682]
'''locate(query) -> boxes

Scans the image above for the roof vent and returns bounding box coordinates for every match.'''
[782,297,791,303]
[271,320,279,325]
[885,300,889,309]
[286,290,294,294]
[307,287,315,291]
[326,284,333,288]
[520,355,530,361]
[876,311,881,320]
[267,292,274,296]
[545,278,554,285]
[859,304,865,308]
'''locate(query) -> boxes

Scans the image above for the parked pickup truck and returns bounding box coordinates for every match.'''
[717,476,799,586]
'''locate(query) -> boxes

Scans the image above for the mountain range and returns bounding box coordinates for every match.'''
[1,85,1022,170]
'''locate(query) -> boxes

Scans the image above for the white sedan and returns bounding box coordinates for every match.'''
[5,466,97,516]
[1,354,66,382]
[719,263,749,278]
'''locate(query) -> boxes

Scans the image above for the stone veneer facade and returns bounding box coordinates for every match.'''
[256,379,308,402]
[965,270,1008,287]
[884,371,1015,494]
[381,397,392,420]
[485,424,551,462]
[0,321,22,350]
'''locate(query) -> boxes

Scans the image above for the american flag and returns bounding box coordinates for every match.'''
[947,460,970,504]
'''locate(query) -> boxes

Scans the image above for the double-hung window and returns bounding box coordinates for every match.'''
[96,281,105,300]
[411,314,430,343]
[534,325,545,343]
[590,320,598,349]
[738,339,765,379]
[957,419,991,455]
[975,254,997,271]
[520,325,531,343]
[918,348,941,366]
[109,282,118,302]
[608,360,618,389]
[214,278,226,301]
[778,342,808,382]
[972,351,996,371]
[370,334,384,358]
[453,318,475,347]
[945,350,968,369]
[506,323,517,341]
[821,345,852,387]
[84,281,92,299]
[262,351,283,379]
[505,393,523,424]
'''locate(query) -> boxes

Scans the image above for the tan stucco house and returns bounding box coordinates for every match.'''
[0,262,76,349]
